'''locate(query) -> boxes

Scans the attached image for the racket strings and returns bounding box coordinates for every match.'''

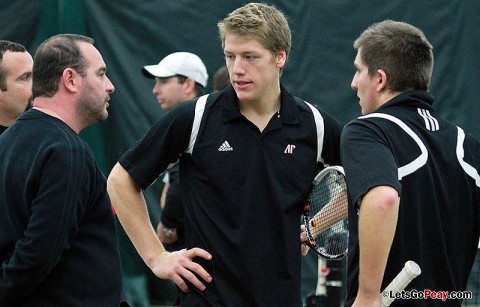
[306,171,349,258]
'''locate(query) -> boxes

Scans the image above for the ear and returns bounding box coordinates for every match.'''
[183,78,196,95]
[376,69,388,92]
[62,68,79,93]
[275,50,287,69]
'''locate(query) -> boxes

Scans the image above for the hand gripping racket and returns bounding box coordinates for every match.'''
[381,260,422,306]
[303,166,349,260]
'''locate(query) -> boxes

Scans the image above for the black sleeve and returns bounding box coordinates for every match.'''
[0,142,91,300]
[119,100,196,189]
[340,119,401,208]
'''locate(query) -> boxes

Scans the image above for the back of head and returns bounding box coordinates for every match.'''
[32,34,94,99]
[213,66,230,92]
[0,40,27,91]
[354,20,433,92]
[218,2,291,59]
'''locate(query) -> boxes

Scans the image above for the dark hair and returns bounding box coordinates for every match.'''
[354,20,433,92]
[176,75,205,97]
[0,40,28,90]
[32,34,94,98]
[213,66,230,92]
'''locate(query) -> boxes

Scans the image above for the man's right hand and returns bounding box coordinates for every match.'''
[150,248,213,293]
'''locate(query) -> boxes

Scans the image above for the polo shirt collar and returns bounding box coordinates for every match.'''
[378,90,435,112]
[221,84,300,125]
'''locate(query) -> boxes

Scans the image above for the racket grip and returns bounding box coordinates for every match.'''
[381,260,421,307]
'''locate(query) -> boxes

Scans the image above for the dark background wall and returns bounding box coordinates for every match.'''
[2,0,479,304]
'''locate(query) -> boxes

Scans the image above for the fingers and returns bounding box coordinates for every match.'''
[301,242,310,256]
[300,226,310,256]
[182,248,213,287]
[176,261,211,292]
[188,247,212,261]
[300,230,308,243]
[171,273,190,293]
[152,248,213,293]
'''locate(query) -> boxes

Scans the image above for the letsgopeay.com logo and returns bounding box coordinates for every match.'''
[382,289,473,302]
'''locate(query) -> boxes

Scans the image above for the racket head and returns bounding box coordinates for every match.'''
[303,165,349,260]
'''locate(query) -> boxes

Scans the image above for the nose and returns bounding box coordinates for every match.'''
[152,79,161,95]
[232,58,244,75]
[351,75,358,91]
[106,76,115,93]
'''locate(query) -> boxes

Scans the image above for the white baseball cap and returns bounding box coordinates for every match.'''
[142,52,208,87]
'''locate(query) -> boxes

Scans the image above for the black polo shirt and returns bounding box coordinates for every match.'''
[120,85,342,306]
[341,91,480,306]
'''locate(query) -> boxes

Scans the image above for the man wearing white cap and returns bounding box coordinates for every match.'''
[142,52,209,251]
[142,52,208,111]
[121,51,209,306]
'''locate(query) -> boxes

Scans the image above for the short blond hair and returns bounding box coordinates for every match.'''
[218,3,291,59]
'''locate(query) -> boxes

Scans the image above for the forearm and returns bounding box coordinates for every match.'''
[1,183,86,300]
[310,190,348,237]
[107,163,167,268]
[357,186,399,299]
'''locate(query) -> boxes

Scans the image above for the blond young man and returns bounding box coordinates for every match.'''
[108,3,342,306]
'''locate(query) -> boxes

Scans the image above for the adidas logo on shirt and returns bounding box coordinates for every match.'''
[218,141,233,152]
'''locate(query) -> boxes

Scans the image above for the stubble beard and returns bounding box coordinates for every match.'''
[77,91,109,128]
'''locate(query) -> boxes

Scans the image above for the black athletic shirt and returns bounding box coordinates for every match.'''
[341,91,480,307]
[120,85,342,306]
[0,110,123,306]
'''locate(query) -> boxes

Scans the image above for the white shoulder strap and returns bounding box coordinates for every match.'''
[304,101,325,165]
[359,113,428,180]
[186,94,209,154]
[456,127,480,187]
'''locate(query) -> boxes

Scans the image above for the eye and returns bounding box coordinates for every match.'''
[20,73,32,81]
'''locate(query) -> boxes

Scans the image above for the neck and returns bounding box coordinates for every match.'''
[238,89,281,132]
[239,82,281,116]
[375,90,403,110]
[33,98,82,134]
[33,106,62,120]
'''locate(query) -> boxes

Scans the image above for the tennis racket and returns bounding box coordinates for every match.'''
[303,165,349,260]
[381,260,422,306]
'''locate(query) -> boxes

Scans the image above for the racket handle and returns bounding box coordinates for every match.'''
[381,260,421,307]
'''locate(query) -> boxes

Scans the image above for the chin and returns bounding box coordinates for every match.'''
[235,91,255,103]
[101,111,109,121]
[96,109,108,122]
